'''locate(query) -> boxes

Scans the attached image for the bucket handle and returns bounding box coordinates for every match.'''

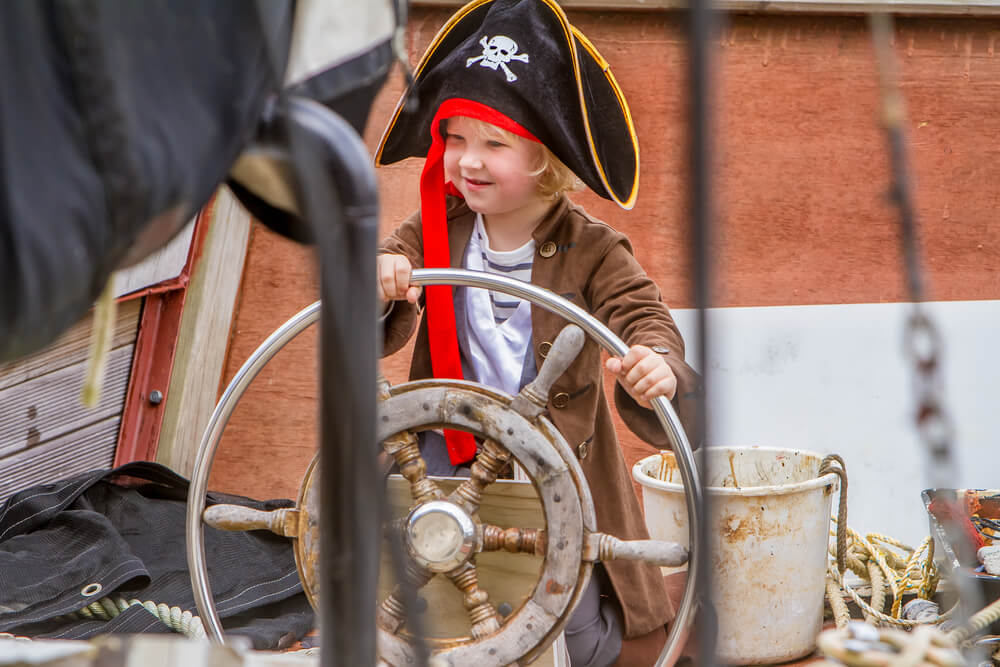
[820,454,848,574]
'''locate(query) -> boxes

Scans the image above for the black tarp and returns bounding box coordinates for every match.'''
[0,1,291,361]
[0,462,314,649]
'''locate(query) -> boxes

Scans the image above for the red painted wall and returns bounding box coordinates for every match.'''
[208,10,1000,501]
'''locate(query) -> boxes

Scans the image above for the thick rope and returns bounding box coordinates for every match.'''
[865,560,885,623]
[819,454,848,574]
[827,577,853,629]
[69,596,206,639]
[817,624,964,666]
[818,456,954,632]
[946,595,1000,644]
[826,522,949,629]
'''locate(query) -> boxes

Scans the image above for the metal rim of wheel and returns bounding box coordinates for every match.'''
[185,268,703,666]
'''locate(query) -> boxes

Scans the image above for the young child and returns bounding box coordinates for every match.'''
[375,1,700,664]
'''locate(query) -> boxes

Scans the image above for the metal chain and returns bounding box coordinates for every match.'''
[904,310,957,490]
[870,15,986,662]
[869,13,957,491]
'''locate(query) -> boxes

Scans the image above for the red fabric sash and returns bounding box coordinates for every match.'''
[419,98,540,464]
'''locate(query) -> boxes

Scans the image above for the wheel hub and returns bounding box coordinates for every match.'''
[405,500,477,573]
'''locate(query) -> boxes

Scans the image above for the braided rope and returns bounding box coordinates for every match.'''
[817,625,964,666]
[864,560,885,623]
[826,577,853,629]
[819,454,848,574]
[946,595,1000,644]
[819,455,950,632]
[826,520,949,629]
[70,596,206,639]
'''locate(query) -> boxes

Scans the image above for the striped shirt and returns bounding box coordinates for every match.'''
[471,214,534,324]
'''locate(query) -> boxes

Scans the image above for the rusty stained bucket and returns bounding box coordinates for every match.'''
[633,446,839,665]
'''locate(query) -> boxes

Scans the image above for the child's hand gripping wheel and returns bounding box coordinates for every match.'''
[187,268,702,666]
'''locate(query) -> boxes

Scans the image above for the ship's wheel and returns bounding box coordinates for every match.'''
[186,268,702,666]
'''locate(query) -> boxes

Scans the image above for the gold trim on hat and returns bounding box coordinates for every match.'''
[572,26,640,210]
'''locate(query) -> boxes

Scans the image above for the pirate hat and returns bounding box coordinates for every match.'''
[375,0,639,465]
[375,0,639,208]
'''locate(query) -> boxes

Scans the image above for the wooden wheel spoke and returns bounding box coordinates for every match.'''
[377,560,436,634]
[479,523,546,556]
[583,532,688,567]
[378,375,443,505]
[447,439,511,514]
[446,562,502,638]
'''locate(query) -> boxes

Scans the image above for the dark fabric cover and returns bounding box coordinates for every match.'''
[375,0,639,208]
[0,1,289,362]
[0,462,313,649]
[226,38,396,244]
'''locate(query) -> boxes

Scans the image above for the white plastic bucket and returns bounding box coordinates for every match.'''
[633,446,839,665]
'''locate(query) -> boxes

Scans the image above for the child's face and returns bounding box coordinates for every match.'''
[443,116,546,222]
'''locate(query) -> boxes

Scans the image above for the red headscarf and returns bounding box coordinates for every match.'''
[419,98,541,464]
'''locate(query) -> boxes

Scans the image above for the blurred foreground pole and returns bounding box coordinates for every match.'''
[284,99,382,667]
[686,0,719,664]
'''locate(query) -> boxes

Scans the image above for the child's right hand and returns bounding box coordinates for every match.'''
[377,254,422,304]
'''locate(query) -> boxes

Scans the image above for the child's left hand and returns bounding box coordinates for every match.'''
[605,345,677,409]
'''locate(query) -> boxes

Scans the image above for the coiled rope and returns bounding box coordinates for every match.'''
[817,624,964,667]
[819,455,1000,664]
[826,523,945,629]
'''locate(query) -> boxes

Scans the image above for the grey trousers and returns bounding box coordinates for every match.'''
[564,565,624,666]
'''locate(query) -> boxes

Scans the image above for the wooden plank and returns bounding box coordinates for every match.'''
[156,187,252,477]
[114,220,195,298]
[414,0,1000,15]
[0,345,133,459]
[380,476,558,666]
[0,299,140,392]
[0,416,120,503]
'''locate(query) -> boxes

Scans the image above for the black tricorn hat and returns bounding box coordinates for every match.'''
[375,0,639,209]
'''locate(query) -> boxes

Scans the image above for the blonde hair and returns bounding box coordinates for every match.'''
[452,116,582,199]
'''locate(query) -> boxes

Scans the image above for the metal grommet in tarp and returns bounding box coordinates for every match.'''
[81,583,103,597]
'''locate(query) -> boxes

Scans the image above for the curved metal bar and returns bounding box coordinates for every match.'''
[186,267,702,664]
[186,301,320,641]
[409,268,702,667]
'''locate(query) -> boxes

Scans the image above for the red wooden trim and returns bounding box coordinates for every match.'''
[115,274,190,302]
[114,196,217,464]
[114,289,186,465]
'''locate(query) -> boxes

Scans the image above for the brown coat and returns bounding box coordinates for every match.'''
[381,195,701,638]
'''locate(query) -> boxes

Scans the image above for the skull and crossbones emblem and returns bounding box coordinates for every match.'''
[466,35,529,83]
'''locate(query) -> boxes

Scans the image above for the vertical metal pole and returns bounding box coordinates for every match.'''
[686,0,719,664]
[284,99,382,667]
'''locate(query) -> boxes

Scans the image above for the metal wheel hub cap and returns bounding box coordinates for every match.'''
[405,500,477,573]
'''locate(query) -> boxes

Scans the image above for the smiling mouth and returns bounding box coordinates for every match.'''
[464,177,493,186]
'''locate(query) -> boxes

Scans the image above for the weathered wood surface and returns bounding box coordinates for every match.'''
[0,300,140,392]
[0,301,140,502]
[114,220,195,298]
[156,187,252,477]
[0,346,132,459]
[205,11,1000,507]
[0,418,122,503]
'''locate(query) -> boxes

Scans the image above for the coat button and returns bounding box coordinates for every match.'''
[577,441,590,460]
[552,392,570,409]
[538,341,552,358]
[539,241,557,258]
[651,345,671,355]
